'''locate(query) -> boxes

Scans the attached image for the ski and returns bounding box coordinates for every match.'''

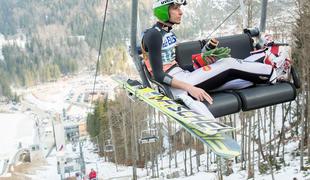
[117,78,234,135]
[114,77,240,158]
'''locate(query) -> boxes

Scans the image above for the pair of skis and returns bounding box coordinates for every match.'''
[114,77,240,159]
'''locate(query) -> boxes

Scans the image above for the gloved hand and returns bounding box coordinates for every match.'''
[202,47,231,60]
[192,47,231,69]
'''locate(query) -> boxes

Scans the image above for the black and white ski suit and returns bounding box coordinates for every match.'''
[142,22,276,116]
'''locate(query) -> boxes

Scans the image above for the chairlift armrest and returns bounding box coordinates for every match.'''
[139,56,174,98]
[291,66,301,89]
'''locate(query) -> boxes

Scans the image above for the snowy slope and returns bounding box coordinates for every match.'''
[0,113,34,158]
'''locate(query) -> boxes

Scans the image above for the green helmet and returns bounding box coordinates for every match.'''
[153,0,187,22]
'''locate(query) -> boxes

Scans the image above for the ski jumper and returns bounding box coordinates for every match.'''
[142,22,275,115]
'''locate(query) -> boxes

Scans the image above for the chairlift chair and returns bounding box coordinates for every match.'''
[136,28,300,118]
[104,139,114,153]
[104,145,114,152]
[139,128,159,144]
[93,145,100,153]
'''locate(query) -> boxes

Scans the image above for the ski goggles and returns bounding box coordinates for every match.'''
[153,0,187,9]
[173,0,186,5]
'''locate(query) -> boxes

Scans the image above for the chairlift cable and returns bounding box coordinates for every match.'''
[89,0,109,111]
[206,5,240,39]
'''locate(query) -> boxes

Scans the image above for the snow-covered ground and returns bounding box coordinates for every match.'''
[27,150,61,180]
[81,141,309,180]
[0,112,35,177]
[0,113,34,158]
[21,73,118,116]
[0,73,119,178]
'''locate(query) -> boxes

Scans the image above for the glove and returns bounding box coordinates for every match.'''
[202,47,231,60]
[191,47,231,69]
[192,53,217,69]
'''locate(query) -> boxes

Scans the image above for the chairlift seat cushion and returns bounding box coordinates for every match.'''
[236,82,296,111]
[204,92,242,118]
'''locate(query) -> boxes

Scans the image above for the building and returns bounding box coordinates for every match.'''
[78,121,87,137]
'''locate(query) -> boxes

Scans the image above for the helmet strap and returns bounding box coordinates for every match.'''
[167,21,175,26]
[157,21,174,31]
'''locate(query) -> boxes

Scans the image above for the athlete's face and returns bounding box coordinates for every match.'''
[169,4,183,24]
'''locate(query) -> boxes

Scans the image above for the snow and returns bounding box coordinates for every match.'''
[0,113,34,158]
[22,73,118,116]
[81,141,309,180]
[25,94,67,114]
[0,73,120,178]
[83,140,148,180]
[28,150,61,180]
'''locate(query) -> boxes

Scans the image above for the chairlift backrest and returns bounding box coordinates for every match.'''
[141,128,158,137]
[139,128,159,144]
[104,145,114,152]
[175,34,253,71]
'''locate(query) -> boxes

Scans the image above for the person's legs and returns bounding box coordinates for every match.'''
[268,46,292,81]
[167,58,275,115]
[171,58,274,91]
[249,45,292,81]
[210,79,254,92]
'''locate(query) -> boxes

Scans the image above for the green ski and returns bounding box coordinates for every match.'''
[114,77,240,158]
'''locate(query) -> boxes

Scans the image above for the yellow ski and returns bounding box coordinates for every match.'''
[115,78,240,158]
